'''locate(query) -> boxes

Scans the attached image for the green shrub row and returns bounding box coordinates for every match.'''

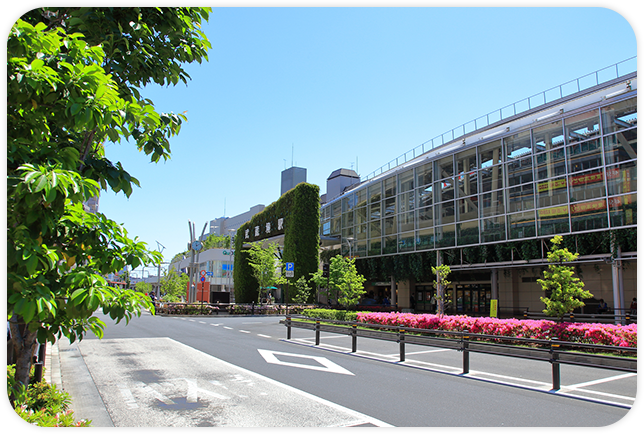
[301,308,360,322]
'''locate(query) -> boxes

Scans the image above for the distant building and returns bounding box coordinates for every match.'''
[281,166,307,196]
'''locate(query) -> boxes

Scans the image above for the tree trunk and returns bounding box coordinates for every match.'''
[9,317,39,390]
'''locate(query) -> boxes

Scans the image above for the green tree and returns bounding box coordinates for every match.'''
[135,281,152,294]
[311,255,366,307]
[247,242,286,304]
[291,276,312,304]
[201,233,231,250]
[159,269,189,302]
[432,264,451,316]
[538,236,593,319]
[7,7,211,391]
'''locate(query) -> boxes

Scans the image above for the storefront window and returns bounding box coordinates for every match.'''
[609,193,637,227]
[606,161,637,196]
[508,211,536,239]
[601,97,637,135]
[436,155,454,179]
[568,168,605,202]
[435,224,456,247]
[457,220,479,246]
[535,148,566,180]
[398,232,415,252]
[533,120,564,151]
[434,201,455,224]
[416,162,432,187]
[480,191,505,217]
[565,109,600,144]
[567,139,602,173]
[398,169,414,192]
[603,130,637,164]
[479,140,502,168]
[570,199,608,232]
[415,228,434,250]
[537,205,570,236]
[416,206,433,228]
[507,183,535,212]
[537,176,568,208]
[481,216,506,242]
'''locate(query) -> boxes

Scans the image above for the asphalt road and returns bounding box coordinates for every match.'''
[57,310,638,427]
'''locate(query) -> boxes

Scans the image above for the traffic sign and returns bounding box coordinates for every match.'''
[285,262,294,278]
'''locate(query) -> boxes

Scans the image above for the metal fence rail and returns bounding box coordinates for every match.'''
[282,316,637,391]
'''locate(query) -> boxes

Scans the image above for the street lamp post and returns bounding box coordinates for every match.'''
[343,237,355,259]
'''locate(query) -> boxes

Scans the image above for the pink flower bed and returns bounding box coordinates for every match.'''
[356,312,637,348]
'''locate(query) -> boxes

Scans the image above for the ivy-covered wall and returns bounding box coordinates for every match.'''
[233,183,320,303]
[354,228,636,283]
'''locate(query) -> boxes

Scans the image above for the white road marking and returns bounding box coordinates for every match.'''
[210,323,220,326]
[223,326,233,330]
[239,330,251,334]
[199,321,207,324]
[179,378,230,402]
[258,349,354,375]
[117,384,138,409]
[564,373,636,390]
[257,334,272,339]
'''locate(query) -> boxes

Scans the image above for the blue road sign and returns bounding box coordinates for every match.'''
[286,262,294,271]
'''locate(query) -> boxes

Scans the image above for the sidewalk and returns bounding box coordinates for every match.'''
[45,340,114,427]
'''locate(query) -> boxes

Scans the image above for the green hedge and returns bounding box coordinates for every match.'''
[302,308,360,322]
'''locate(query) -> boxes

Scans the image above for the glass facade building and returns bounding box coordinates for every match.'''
[321,91,636,259]
[319,66,636,316]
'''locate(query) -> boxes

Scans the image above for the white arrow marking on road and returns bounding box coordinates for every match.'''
[258,349,354,375]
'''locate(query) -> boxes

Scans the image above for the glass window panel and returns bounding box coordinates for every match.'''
[342,227,354,239]
[369,201,381,220]
[342,194,355,212]
[601,97,637,134]
[384,216,397,235]
[342,210,354,228]
[480,165,504,192]
[609,193,637,227]
[481,191,505,217]
[456,171,478,197]
[384,176,396,198]
[479,140,502,168]
[368,182,382,204]
[398,211,415,233]
[368,238,381,256]
[481,216,506,243]
[507,183,535,212]
[567,139,602,173]
[355,188,367,208]
[416,206,434,229]
[331,200,341,217]
[537,176,568,208]
[398,190,415,213]
[606,161,637,196]
[416,162,432,187]
[383,197,396,216]
[436,155,454,179]
[355,240,367,257]
[507,156,534,186]
[415,228,434,250]
[565,109,600,144]
[435,201,455,224]
[368,219,381,238]
[435,224,456,248]
[533,120,564,151]
[398,169,414,192]
[331,217,341,235]
[355,207,367,225]
[456,148,477,173]
[457,196,479,222]
[508,211,536,239]
[435,178,455,202]
[537,205,570,236]
[569,169,606,202]
[322,220,331,236]
[383,235,397,254]
[570,199,608,232]
[356,223,367,240]
[603,130,637,164]
[398,231,415,253]
[417,185,433,207]
[504,130,532,161]
[535,148,566,180]
[457,220,479,246]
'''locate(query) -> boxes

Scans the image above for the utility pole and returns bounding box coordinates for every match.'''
[187,220,208,303]
[155,241,166,298]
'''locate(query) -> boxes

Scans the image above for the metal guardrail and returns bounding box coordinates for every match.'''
[523,309,637,325]
[282,316,637,391]
[361,56,637,182]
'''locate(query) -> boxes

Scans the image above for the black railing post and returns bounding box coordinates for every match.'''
[550,340,561,390]
[351,324,357,353]
[286,316,291,340]
[315,320,321,345]
[462,330,470,375]
[399,329,405,362]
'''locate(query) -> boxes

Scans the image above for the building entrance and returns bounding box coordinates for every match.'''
[449,284,491,315]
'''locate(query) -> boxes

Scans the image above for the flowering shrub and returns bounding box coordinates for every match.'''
[156,303,219,315]
[356,312,637,348]
[15,405,91,427]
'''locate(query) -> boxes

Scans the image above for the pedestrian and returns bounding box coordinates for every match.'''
[629,297,637,315]
[597,299,608,314]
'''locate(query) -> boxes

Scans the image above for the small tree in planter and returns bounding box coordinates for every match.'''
[432,264,451,316]
[538,236,593,320]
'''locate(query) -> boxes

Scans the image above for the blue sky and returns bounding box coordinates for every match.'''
[4,5,639,275]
